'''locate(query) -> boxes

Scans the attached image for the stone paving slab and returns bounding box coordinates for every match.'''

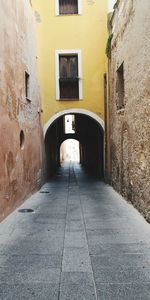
[87,232,149,244]
[64,231,87,248]
[88,242,150,256]
[93,265,150,284]
[59,272,96,300]
[0,254,62,269]
[65,220,85,232]
[0,163,150,299]
[0,283,59,300]
[90,253,150,267]
[0,266,60,284]
[0,238,64,256]
[96,283,150,300]
[62,247,92,272]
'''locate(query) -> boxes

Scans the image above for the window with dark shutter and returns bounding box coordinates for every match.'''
[59,0,78,15]
[59,55,79,99]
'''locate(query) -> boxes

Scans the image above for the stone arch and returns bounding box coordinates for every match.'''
[44,109,104,178]
[44,108,104,136]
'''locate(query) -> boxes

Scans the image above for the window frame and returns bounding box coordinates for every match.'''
[55,49,83,100]
[55,0,82,16]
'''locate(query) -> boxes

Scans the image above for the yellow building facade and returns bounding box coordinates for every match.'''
[32,0,107,124]
[32,0,108,177]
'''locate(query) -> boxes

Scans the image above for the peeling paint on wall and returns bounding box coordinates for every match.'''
[0,0,44,221]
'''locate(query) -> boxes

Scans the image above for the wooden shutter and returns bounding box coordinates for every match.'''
[59,0,78,15]
[59,55,79,99]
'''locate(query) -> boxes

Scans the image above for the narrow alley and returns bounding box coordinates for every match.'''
[0,163,150,300]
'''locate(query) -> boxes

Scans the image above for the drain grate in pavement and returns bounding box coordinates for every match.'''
[18,208,34,213]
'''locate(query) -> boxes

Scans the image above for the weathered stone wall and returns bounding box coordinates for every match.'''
[109,0,150,221]
[0,0,44,220]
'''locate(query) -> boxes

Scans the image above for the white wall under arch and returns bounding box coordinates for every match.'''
[44,108,105,137]
[60,139,80,163]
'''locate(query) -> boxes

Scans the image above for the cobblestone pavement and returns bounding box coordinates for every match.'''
[0,163,150,299]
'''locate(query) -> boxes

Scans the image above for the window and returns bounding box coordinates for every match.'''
[59,0,78,14]
[59,55,79,99]
[56,0,82,15]
[64,115,75,134]
[116,62,124,109]
[56,50,82,100]
[20,130,25,150]
[25,71,30,100]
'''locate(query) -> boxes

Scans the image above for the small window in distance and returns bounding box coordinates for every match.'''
[64,115,75,134]
[59,54,79,99]
[59,0,78,15]
[25,71,30,101]
[116,62,125,109]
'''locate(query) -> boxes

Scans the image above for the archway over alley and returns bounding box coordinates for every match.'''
[44,109,104,178]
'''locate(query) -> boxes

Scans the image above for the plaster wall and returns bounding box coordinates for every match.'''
[31,0,108,125]
[0,0,43,220]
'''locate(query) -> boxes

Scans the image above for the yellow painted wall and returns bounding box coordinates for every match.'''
[32,0,108,125]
